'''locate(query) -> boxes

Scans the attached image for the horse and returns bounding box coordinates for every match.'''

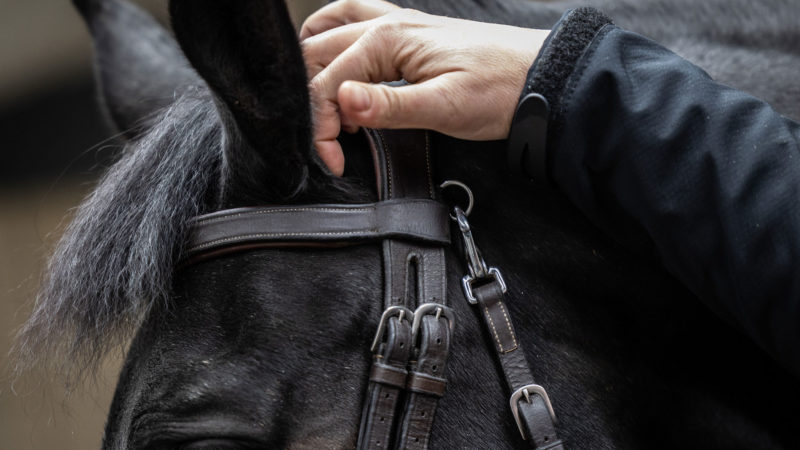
[15,0,800,448]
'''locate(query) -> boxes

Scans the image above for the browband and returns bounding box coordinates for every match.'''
[184,198,450,260]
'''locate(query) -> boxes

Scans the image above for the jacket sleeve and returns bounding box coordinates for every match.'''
[521,8,800,376]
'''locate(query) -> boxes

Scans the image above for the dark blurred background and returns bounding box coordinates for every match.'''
[0,1,324,448]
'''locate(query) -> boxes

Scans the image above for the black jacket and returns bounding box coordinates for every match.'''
[520,8,800,376]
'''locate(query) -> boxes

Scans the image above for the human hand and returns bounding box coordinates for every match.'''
[300,0,550,175]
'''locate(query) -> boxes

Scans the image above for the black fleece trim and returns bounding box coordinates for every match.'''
[521,7,614,169]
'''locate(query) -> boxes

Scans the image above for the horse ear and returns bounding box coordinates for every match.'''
[169,0,316,205]
[74,0,200,139]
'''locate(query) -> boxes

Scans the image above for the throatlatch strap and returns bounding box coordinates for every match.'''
[357,129,452,450]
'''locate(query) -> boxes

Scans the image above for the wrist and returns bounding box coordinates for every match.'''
[508,7,614,184]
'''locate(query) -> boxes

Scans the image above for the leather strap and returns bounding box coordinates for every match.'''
[184,199,450,259]
[359,315,414,449]
[396,309,451,449]
[473,281,563,449]
[358,129,452,450]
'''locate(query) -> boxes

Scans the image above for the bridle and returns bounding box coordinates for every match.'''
[184,129,563,449]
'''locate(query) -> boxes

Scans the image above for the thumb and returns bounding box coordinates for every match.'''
[338,79,457,132]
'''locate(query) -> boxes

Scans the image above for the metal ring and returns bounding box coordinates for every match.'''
[439,180,474,217]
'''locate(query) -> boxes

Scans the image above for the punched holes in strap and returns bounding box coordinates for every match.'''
[406,372,446,397]
[396,304,454,450]
[359,307,414,450]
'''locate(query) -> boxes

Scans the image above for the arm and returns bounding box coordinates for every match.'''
[301,1,800,376]
[527,9,800,376]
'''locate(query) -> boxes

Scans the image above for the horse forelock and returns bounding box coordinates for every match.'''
[14,87,223,383]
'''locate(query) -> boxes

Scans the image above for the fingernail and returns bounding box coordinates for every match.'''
[349,84,371,112]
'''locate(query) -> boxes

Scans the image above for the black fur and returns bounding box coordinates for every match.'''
[16,0,800,448]
[75,0,200,138]
[171,0,323,205]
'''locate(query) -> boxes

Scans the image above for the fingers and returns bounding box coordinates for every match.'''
[338,77,463,133]
[316,138,346,177]
[310,34,398,173]
[302,19,374,80]
[299,0,399,40]
[312,92,347,176]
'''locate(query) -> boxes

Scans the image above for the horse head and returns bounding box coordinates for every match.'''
[16,0,800,448]
[19,0,387,447]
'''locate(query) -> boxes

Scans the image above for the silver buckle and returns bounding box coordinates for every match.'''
[510,384,557,440]
[451,204,508,304]
[411,303,455,341]
[370,305,415,353]
[462,267,507,305]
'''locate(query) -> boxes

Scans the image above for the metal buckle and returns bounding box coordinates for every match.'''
[370,305,415,353]
[452,205,508,304]
[462,267,507,305]
[411,303,455,341]
[510,384,557,440]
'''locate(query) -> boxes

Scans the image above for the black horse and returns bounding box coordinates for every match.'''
[16,0,800,448]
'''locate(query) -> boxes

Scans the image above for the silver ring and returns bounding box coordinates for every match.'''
[439,180,474,217]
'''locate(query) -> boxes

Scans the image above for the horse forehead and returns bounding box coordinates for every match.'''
[108,246,383,444]
[176,246,385,328]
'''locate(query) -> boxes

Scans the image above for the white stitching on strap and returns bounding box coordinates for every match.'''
[424,132,434,200]
[498,301,519,351]
[189,229,378,252]
[484,305,505,353]
[194,206,374,226]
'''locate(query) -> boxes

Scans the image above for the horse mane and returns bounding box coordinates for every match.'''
[14,82,373,385]
[15,87,223,383]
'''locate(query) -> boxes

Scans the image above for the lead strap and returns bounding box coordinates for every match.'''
[451,202,563,449]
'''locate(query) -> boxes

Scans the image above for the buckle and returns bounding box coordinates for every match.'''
[462,267,507,305]
[510,384,557,440]
[370,305,414,353]
[411,303,455,341]
[450,205,508,304]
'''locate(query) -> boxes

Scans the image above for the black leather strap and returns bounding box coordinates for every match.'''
[359,315,414,449]
[358,129,452,450]
[184,199,450,259]
[396,309,451,449]
[473,281,562,449]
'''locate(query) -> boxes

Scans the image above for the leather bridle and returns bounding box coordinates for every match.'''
[184,129,563,449]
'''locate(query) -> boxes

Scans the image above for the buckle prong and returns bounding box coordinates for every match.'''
[411,303,455,342]
[370,305,415,353]
[510,384,557,440]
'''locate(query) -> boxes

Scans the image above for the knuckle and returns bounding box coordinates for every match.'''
[372,19,398,37]
[308,76,325,96]
[388,7,424,24]
[300,39,314,59]
[299,20,312,37]
[341,0,365,14]
[396,8,422,19]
